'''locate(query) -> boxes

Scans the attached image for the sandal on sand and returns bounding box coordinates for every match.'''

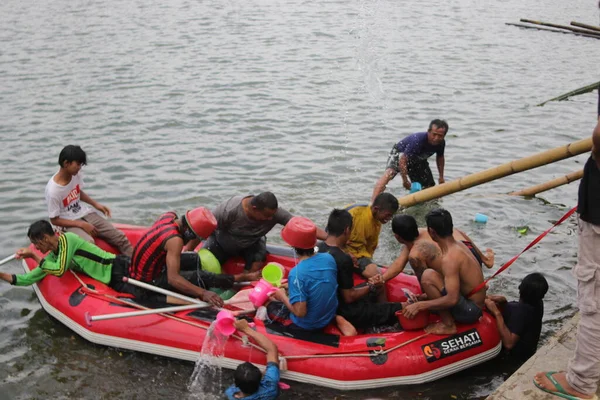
[533,371,598,400]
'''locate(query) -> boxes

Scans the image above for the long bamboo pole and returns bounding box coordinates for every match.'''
[538,81,600,107]
[397,138,592,208]
[571,21,600,33]
[520,19,600,37]
[506,23,600,40]
[509,169,583,197]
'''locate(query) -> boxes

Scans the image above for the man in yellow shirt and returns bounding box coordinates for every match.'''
[344,193,399,278]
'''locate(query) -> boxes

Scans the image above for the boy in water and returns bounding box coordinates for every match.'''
[225,319,280,399]
[45,145,132,256]
[485,273,549,360]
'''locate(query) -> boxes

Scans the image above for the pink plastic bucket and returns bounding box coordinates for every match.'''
[215,310,236,336]
[248,279,277,308]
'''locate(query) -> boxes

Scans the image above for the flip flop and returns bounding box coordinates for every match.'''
[533,371,598,400]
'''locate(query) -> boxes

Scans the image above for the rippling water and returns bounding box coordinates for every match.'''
[1,0,598,398]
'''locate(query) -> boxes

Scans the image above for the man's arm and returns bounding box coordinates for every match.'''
[485,299,519,349]
[80,191,111,217]
[371,172,394,204]
[234,319,279,363]
[399,154,411,190]
[436,155,445,184]
[420,261,461,311]
[272,288,307,317]
[382,245,410,282]
[164,237,224,306]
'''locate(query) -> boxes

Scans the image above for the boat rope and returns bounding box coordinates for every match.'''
[467,206,577,297]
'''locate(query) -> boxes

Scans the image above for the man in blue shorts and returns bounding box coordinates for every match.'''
[225,319,281,399]
[371,119,448,203]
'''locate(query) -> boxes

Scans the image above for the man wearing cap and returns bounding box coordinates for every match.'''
[371,119,448,203]
[270,216,339,332]
[186,192,326,272]
[124,208,257,306]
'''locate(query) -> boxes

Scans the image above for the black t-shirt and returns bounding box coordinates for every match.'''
[578,156,600,225]
[502,301,544,360]
[317,242,355,299]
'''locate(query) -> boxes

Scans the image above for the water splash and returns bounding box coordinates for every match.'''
[187,321,229,400]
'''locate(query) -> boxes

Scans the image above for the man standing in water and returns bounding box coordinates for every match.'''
[534,109,600,399]
[371,119,448,203]
[402,209,486,335]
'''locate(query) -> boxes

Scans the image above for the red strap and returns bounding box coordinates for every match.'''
[468,206,577,297]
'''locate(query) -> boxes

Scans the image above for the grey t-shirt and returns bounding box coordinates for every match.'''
[213,195,293,251]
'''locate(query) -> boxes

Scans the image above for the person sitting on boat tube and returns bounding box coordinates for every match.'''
[45,145,133,257]
[268,216,339,333]
[384,214,494,285]
[344,192,399,279]
[125,208,259,307]
[318,209,403,334]
[371,119,448,203]
[0,220,131,293]
[185,192,327,273]
[225,319,281,400]
[402,209,486,335]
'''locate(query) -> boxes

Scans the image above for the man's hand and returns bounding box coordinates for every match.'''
[402,179,411,190]
[438,177,445,184]
[368,273,384,287]
[15,248,34,259]
[95,204,112,218]
[80,222,98,237]
[402,302,424,319]
[201,290,224,307]
[271,288,287,302]
[485,299,502,318]
[234,319,251,333]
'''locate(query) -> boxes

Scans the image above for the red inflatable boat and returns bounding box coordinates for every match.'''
[22,224,501,390]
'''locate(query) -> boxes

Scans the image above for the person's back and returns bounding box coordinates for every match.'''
[288,252,338,330]
[448,239,486,308]
[503,300,543,360]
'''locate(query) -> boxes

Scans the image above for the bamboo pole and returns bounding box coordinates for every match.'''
[506,23,600,40]
[397,138,592,208]
[520,19,600,37]
[571,21,600,33]
[538,81,600,107]
[509,169,583,197]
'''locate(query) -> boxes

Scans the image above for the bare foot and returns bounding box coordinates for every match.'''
[335,315,358,337]
[534,371,595,399]
[425,322,457,335]
[483,248,495,269]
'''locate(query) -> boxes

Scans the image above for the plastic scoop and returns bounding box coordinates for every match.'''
[215,310,236,336]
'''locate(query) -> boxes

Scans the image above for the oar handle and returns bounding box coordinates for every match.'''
[123,277,205,305]
[0,254,17,267]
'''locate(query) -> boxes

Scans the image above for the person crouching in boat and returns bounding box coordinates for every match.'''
[268,216,339,333]
[123,208,259,307]
[318,209,403,335]
[225,319,281,400]
[402,209,486,335]
[0,220,130,292]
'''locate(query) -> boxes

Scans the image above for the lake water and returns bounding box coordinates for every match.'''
[0,0,598,399]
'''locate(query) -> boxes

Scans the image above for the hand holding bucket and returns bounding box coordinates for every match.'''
[248,279,277,308]
[215,310,236,336]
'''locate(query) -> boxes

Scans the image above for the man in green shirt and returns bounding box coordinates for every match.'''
[0,220,131,291]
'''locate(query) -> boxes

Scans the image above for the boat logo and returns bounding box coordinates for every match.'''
[421,328,483,363]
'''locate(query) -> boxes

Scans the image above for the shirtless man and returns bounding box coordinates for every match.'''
[401,209,487,335]
[383,214,494,284]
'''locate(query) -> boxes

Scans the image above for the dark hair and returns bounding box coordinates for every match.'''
[250,192,278,210]
[391,215,419,242]
[234,362,262,395]
[426,208,453,238]
[326,209,353,236]
[58,145,87,167]
[27,220,55,242]
[373,193,399,213]
[519,273,549,306]
[294,247,315,257]
[428,119,449,134]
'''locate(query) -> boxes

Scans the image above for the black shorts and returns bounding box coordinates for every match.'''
[203,235,267,270]
[385,146,435,188]
[440,288,483,324]
[338,300,402,329]
[462,240,483,266]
